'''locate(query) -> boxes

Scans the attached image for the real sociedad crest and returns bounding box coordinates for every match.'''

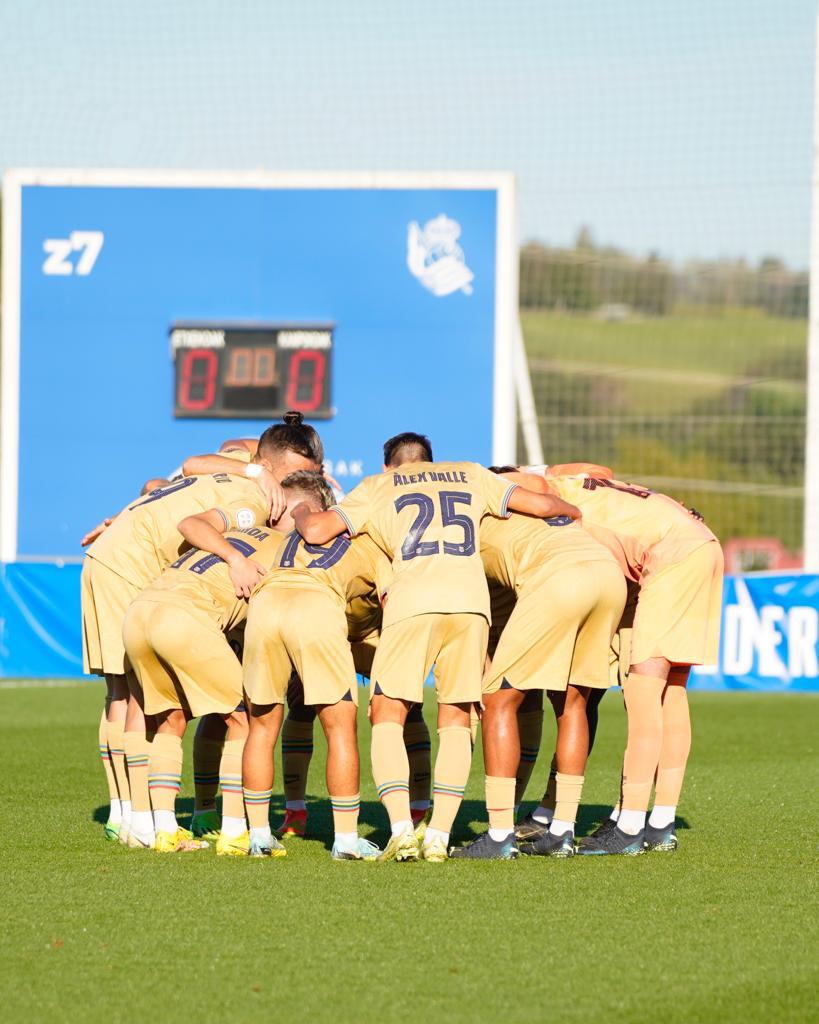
[406,214,474,297]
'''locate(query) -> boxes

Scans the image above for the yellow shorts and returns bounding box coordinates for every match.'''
[243,587,358,708]
[370,613,489,705]
[484,559,627,694]
[81,558,140,676]
[350,629,379,679]
[122,598,243,717]
[631,541,724,666]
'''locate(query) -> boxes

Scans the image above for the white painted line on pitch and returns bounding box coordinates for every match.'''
[0,678,90,690]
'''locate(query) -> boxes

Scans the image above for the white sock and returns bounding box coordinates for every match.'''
[120,800,132,825]
[250,825,272,846]
[549,818,574,837]
[153,809,177,833]
[648,805,676,829]
[409,800,430,811]
[334,831,359,850]
[108,798,122,824]
[488,827,513,842]
[532,805,553,825]
[609,807,620,822]
[391,819,413,838]
[424,827,449,847]
[617,809,646,835]
[221,816,246,838]
[286,800,307,812]
[130,810,154,837]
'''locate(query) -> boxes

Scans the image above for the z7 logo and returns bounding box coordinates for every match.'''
[42,231,104,276]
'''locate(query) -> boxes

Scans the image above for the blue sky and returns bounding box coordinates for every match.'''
[0,0,814,266]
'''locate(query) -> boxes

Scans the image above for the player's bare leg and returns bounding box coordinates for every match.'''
[404,702,432,826]
[278,674,316,838]
[191,714,227,838]
[450,690,522,861]
[123,675,157,847]
[104,674,130,841]
[371,693,418,861]
[422,701,473,860]
[645,666,692,851]
[214,708,250,853]
[242,702,286,856]
[148,708,207,852]
[318,697,378,860]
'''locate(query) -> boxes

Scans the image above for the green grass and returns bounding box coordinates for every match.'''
[1,682,816,1023]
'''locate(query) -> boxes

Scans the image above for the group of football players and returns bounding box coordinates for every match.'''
[82,411,723,861]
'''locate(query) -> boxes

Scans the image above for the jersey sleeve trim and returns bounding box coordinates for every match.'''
[329,506,356,536]
[500,483,519,518]
[213,508,231,531]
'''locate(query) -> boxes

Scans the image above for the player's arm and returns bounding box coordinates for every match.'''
[548,462,613,478]
[80,514,118,547]
[180,454,285,522]
[178,510,266,598]
[506,485,581,521]
[218,438,258,456]
[291,505,349,545]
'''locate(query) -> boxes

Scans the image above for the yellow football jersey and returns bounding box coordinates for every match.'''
[87,474,269,588]
[480,512,619,591]
[220,448,253,464]
[253,531,391,613]
[331,461,518,627]
[524,470,717,581]
[137,526,285,632]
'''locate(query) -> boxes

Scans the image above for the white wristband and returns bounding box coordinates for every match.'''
[245,463,264,479]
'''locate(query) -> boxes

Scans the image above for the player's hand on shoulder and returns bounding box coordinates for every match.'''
[81,516,114,547]
[228,555,267,598]
[253,468,287,524]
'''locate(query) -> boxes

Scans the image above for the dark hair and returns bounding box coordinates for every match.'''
[488,465,519,475]
[257,411,324,466]
[383,431,433,467]
[281,470,334,511]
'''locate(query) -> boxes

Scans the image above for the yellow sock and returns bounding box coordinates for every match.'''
[515,710,544,805]
[124,730,152,814]
[106,719,130,805]
[655,684,692,806]
[219,738,246,822]
[371,722,411,826]
[554,772,585,826]
[98,709,119,804]
[621,672,665,812]
[403,715,431,808]
[330,793,360,835]
[429,726,472,835]
[485,775,515,834]
[148,733,183,815]
[193,734,223,813]
[281,718,315,806]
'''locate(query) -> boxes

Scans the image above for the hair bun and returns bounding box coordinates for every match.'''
[282,410,305,427]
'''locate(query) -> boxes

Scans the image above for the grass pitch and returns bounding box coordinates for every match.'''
[1,682,816,1023]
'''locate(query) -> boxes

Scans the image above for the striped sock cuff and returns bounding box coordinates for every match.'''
[404,740,432,753]
[219,774,243,794]
[243,788,273,805]
[108,747,125,757]
[194,772,220,785]
[99,744,111,762]
[376,780,409,802]
[432,782,467,799]
[126,753,150,769]
[148,773,181,792]
[520,746,539,764]
[282,740,314,753]
[330,795,361,814]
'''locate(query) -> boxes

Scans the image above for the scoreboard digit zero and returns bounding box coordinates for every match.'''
[172,323,334,419]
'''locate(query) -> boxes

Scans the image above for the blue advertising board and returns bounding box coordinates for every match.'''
[2,567,818,685]
[1,170,517,561]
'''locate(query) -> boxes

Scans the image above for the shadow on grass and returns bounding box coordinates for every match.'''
[92,798,690,852]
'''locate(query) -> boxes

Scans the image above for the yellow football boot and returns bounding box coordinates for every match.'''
[216,830,250,857]
[154,827,209,853]
[377,828,420,863]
